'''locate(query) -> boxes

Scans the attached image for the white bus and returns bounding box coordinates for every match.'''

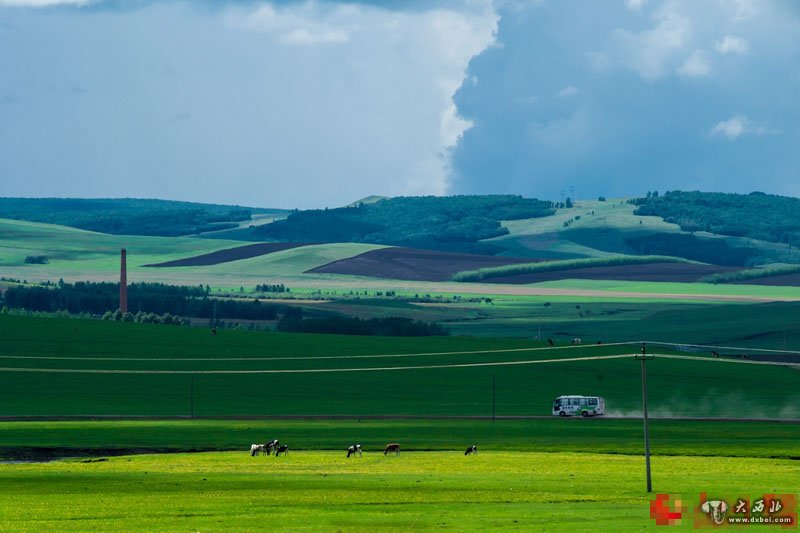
[552,395,605,417]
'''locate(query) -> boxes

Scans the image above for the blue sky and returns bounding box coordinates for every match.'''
[0,0,798,208]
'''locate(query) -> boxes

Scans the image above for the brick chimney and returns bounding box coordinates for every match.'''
[120,248,128,313]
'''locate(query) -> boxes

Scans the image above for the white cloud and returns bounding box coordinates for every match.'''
[715,35,749,55]
[613,5,691,80]
[709,115,779,140]
[677,49,710,77]
[0,0,92,5]
[228,3,351,46]
[722,0,758,22]
[557,85,579,97]
[224,1,497,199]
[624,0,649,11]
[281,28,348,45]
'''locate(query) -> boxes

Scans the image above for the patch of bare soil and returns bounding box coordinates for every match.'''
[145,243,314,267]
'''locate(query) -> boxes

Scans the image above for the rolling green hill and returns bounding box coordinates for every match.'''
[485,197,800,266]
[0,197,287,237]
[213,195,555,254]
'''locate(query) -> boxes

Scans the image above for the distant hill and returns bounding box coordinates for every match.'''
[632,191,800,246]
[484,194,800,267]
[344,195,389,208]
[215,195,555,254]
[0,198,287,237]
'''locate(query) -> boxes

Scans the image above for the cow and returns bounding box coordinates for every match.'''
[275,445,289,457]
[572,338,582,345]
[250,443,265,456]
[346,444,362,458]
[464,445,478,455]
[547,339,554,346]
[266,439,280,455]
[383,443,400,456]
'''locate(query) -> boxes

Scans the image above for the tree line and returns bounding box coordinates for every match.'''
[0,198,282,237]
[632,190,800,247]
[0,281,296,320]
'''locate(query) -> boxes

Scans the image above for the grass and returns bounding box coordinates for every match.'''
[1,419,798,459]
[1,450,798,531]
[0,215,385,286]
[1,314,799,418]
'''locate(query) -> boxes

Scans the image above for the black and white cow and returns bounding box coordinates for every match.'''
[275,445,289,457]
[266,439,279,455]
[464,445,478,455]
[250,443,265,456]
[346,444,362,458]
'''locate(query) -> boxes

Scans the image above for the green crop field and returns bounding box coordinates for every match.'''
[1,449,798,531]
[1,314,798,419]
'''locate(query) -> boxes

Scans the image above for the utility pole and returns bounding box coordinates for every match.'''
[634,342,653,492]
[492,374,496,422]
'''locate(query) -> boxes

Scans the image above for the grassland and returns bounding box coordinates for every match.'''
[2,450,798,531]
[1,419,797,459]
[1,314,798,419]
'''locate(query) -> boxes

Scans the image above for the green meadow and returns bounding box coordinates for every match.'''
[2,450,798,531]
[1,418,798,459]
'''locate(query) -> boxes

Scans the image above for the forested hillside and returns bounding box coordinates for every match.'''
[0,198,283,237]
[633,191,800,246]
[228,195,554,254]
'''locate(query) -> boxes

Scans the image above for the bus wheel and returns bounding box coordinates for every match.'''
[581,411,589,417]
[559,411,567,417]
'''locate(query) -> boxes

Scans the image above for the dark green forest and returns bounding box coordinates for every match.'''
[0,198,284,236]
[633,191,800,246]
[0,282,446,336]
[228,195,554,254]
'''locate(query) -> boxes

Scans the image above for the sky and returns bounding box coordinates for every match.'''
[0,0,798,208]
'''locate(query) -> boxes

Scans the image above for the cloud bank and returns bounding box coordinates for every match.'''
[0,0,496,208]
[451,0,800,200]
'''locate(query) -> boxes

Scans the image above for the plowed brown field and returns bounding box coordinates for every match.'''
[145,243,313,267]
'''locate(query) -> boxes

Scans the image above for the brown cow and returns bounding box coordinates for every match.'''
[383,443,400,456]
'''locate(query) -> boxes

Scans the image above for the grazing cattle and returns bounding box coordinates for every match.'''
[346,444,363,458]
[275,445,289,457]
[464,445,478,456]
[547,338,554,346]
[572,337,582,345]
[250,443,265,456]
[383,443,400,456]
[266,439,279,455]
[711,351,719,358]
